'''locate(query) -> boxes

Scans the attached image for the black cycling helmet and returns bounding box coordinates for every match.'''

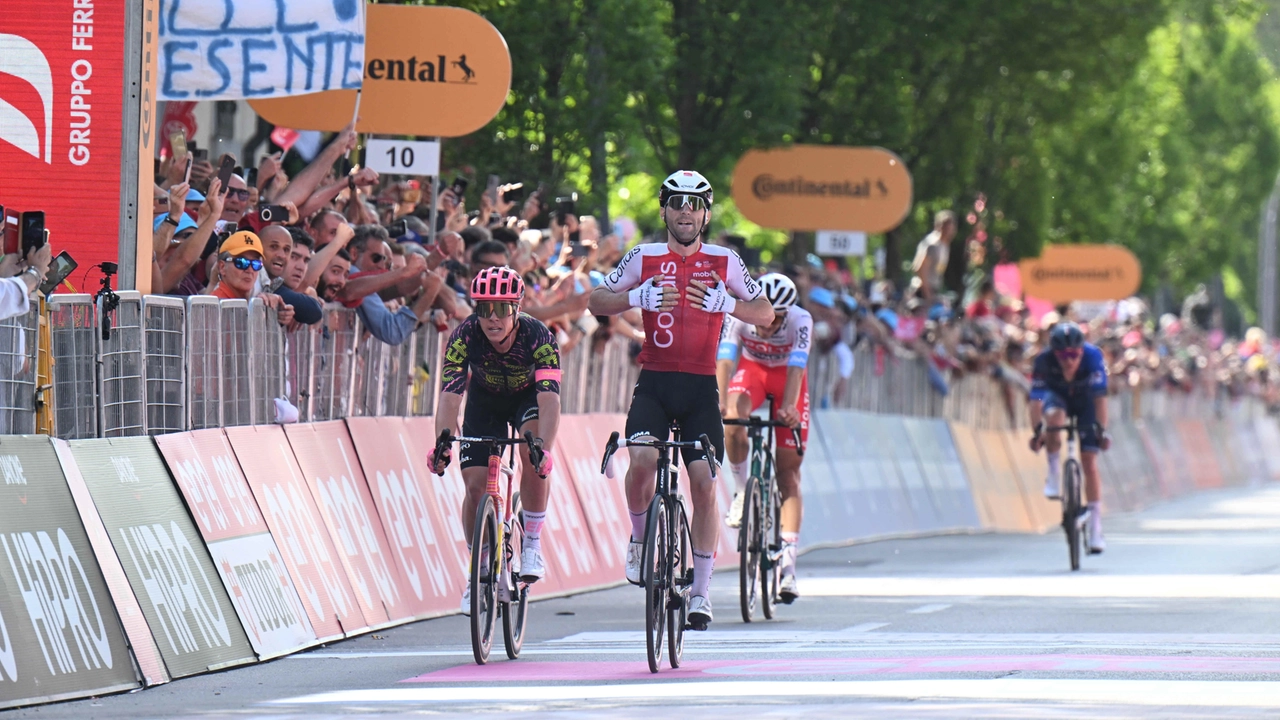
[1049,321,1085,352]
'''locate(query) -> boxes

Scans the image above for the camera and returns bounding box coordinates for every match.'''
[259,205,289,223]
[555,193,577,224]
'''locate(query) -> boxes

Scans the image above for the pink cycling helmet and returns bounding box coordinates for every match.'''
[470,266,525,302]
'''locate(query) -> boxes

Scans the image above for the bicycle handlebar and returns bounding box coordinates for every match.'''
[433,429,547,477]
[722,417,806,457]
[599,431,718,479]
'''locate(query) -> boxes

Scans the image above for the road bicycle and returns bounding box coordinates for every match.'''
[433,429,546,664]
[1040,417,1095,571]
[601,426,715,673]
[724,405,804,623]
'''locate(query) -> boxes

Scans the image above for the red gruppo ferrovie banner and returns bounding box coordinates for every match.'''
[0,1,127,288]
[225,425,369,641]
[154,431,317,659]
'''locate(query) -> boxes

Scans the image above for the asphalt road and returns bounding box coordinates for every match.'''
[7,484,1280,719]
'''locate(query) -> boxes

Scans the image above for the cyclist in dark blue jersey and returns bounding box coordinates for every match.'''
[1028,321,1111,552]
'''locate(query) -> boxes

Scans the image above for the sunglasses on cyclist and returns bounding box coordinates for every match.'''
[665,194,707,213]
[475,301,519,319]
[1054,348,1083,360]
[229,257,263,272]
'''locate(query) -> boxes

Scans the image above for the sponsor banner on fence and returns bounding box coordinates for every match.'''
[69,438,255,678]
[0,436,138,709]
[53,439,169,688]
[345,418,461,617]
[557,415,631,579]
[226,426,367,640]
[798,411,852,547]
[155,431,316,658]
[540,438,611,595]
[283,422,412,627]
[901,418,982,531]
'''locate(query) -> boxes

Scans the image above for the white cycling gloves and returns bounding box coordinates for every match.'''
[697,281,737,314]
[628,279,668,312]
[628,276,736,313]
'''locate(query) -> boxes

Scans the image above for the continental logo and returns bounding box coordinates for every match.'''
[366,54,477,84]
[1031,267,1128,282]
[751,175,889,201]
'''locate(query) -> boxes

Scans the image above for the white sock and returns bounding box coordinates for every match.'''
[1047,451,1061,476]
[522,510,546,551]
[730,460,749,493]
[629,510,647,542]
[781,532,799,576]
[692,550,715,597]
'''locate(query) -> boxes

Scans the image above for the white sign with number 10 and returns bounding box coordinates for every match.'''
[365,138,441,177]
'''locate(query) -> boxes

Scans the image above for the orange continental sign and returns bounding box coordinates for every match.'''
[249,5,511,137]
[730,145,912,232]
[1018,244,1142,303]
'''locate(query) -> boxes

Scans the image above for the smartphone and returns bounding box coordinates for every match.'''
[258,205,289,223]
[169,129,187,160]
[193,147,209,163]
[502,183,525,204]
[215,155,236,194]
[38,250,77,296]
[556,193,578,223]
[0,207,14,256]
[19,211,45,255]
[183,155,193,183]
[245,167,258,187]
[451,176,469,198]
[571,242,590,258]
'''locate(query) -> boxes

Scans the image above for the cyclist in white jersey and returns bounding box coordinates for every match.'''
[716,273,812,602]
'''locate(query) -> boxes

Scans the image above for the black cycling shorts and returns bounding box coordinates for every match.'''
[624,370,725,466]
[459,383,540,469]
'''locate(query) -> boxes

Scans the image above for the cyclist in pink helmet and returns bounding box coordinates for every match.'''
[430,264,563,614]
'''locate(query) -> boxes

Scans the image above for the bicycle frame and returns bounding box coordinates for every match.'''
[459,434,526,602]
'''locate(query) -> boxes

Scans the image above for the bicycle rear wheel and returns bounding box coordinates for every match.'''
[738,477,761,623]
[761,480,782,620]
[642,495,668,673]
[470,496,499,664]
[1063,459,1083,572]
[667,500,691,668]
[502,492,528,660]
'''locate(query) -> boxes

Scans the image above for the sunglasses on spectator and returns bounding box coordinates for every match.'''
[229,257,263,271]
[1055,348,1083,360]
[665,195,707,212]
[225,188,251,200]
[475,301,519,319]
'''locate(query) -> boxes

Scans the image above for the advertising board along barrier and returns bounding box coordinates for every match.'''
[901,417,982,531]
[283,422,412,628]
[1017,244,1142,303]
[226,425,368,640]
[68,437,255,678]
[730,146,912,233]
[797,410,855,547]
[0,436,139,709]
[557,415,631,579]
[817,411,894,538]
[53,439,169,688]
[250,5,512,137]
[155,431,317,659]
[344,417,461,617]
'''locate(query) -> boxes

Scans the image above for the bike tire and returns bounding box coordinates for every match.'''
[668,500,691,669]
[761,481,782,620]
[642,495,668,674]
[502,493,528,660]
[1063,459,1083,572]
[738,477,761,623]
[470,496,499,665]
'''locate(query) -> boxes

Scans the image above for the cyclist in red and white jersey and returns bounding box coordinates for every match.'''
[588,170,774,628]
[716,273,811,603]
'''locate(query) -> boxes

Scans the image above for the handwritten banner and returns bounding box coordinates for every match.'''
[158,0,365,101]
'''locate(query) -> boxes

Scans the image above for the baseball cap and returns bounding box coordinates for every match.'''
[153,213,198,235]
[808,286,836,309]
[185,188,206,203]
[219,231,263,257]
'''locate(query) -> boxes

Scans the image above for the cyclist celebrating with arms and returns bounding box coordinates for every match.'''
[589,171,774,628]
[1028,321,1111,553]
[716,273,811,603]
[429,266,560,613]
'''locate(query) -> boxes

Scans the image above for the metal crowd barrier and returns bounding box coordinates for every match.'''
[99,291,145,437]
[0,304,39,435]
[143,296,186,434]
[186,296,222,429]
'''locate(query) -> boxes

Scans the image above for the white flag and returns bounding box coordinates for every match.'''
[158,0,365,102]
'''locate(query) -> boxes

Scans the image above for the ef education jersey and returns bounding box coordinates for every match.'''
[603,242,762,375]
[717,306,814,369]
[440,314,562,395]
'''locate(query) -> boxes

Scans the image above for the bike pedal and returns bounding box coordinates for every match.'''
[685,620,708,632]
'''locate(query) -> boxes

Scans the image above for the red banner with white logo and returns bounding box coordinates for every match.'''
[0,3,128,289]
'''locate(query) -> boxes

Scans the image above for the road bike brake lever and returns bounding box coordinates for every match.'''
[698,434,716,478]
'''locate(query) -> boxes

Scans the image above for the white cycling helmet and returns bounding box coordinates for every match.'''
[659,170,713,207]
[760,273,798,313]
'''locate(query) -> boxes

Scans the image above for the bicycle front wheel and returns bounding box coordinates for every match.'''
[667,499,691,669]
[470,495,499,664]
[761,479,782,620]
[502,492,528,660]
[738,477,761,623]
[1063,458,1083,572]
[642,495,668,674]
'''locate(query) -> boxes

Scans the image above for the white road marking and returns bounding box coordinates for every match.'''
[800,575,1280,599]
[269,679,1280,707]
[907,604,952,614]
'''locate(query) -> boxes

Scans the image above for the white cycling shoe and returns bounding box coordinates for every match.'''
[1087,512,1106,554]
[460,583,471,616]
[625,540,643,585]
[688,595,713,629]
[725,492,745,528]
[1043,471,1061,500]
[779,574,799,604]
[520,546,546,583]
